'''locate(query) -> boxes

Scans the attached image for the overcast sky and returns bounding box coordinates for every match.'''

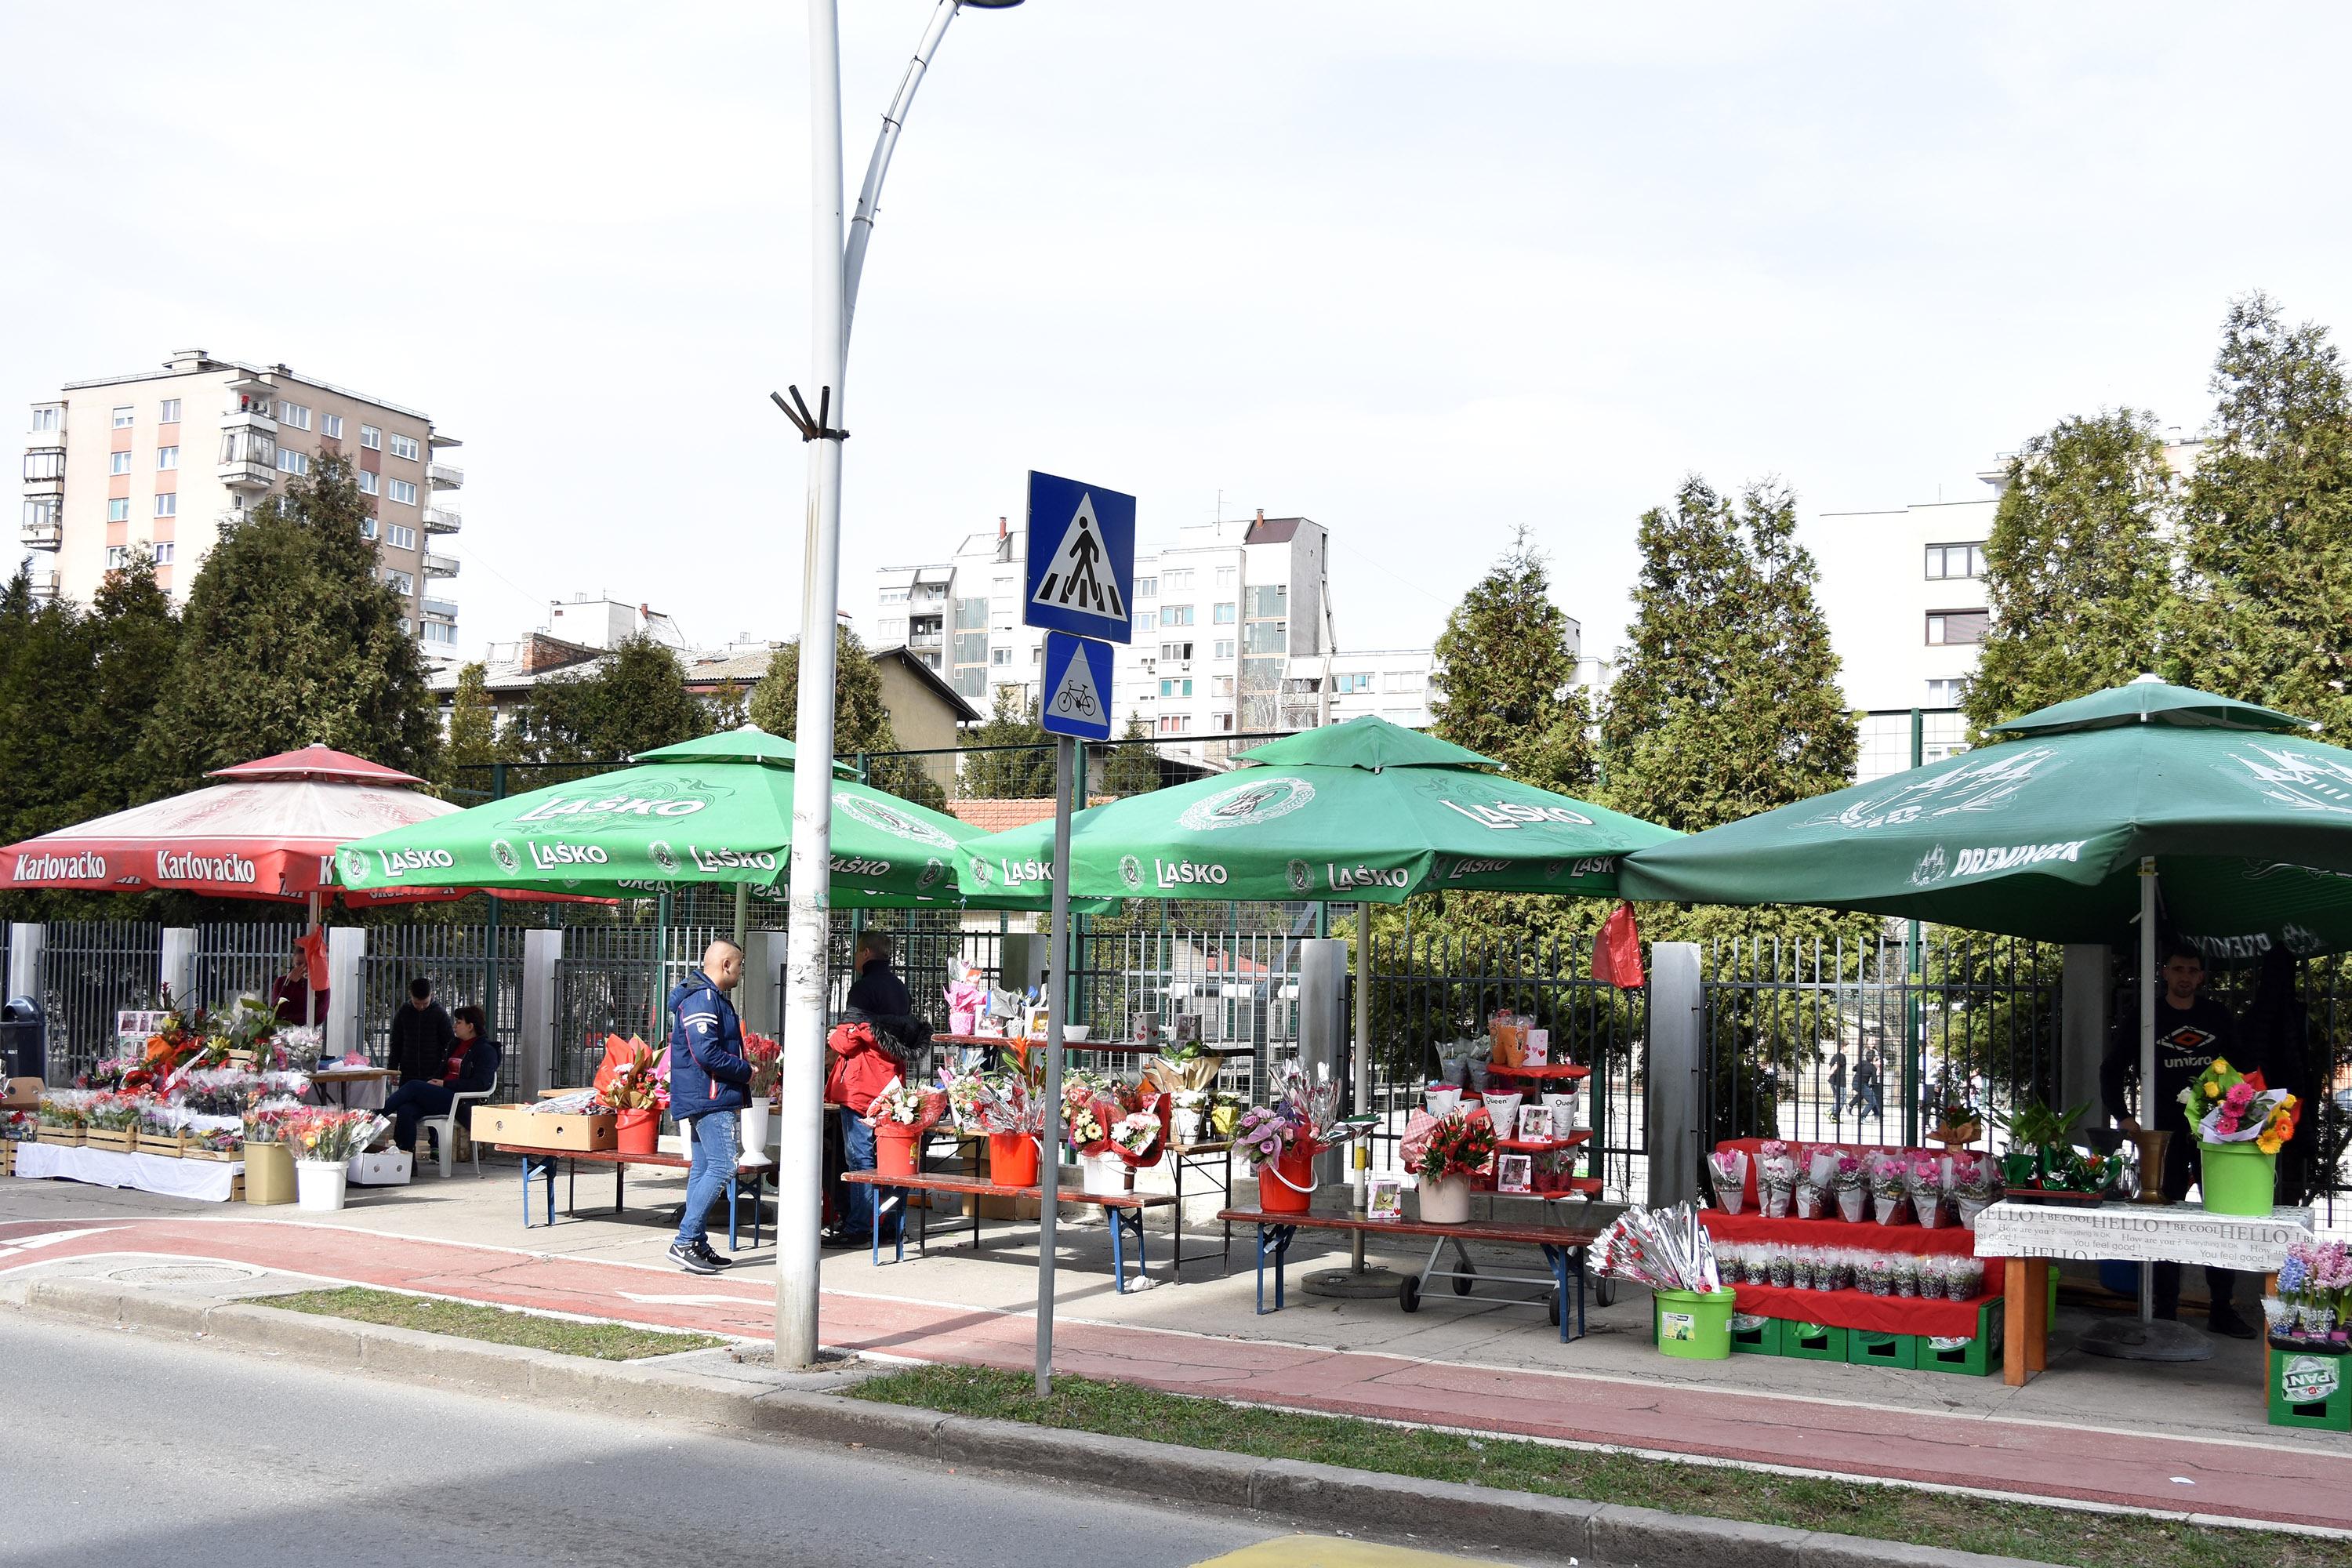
[9,2,2352,665]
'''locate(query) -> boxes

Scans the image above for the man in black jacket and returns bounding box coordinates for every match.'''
[388,977,455,1086]
[2102,941,2256,1338]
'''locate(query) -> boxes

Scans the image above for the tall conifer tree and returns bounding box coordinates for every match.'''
[1428,528,1594,793]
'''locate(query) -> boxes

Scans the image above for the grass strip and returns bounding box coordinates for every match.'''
[850,1364,2347,1568]
[267,1286,728,1363]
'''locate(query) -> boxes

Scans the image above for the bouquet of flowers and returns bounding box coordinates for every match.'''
[273,1024,324,1074]
[937,1058,989,1132]
[742,1031,782,1102]
[284,1108,389,1163]
[1929,1072,1983,1143]
[85,1091,143,1132]
[137,1099,185,1138]
[1144,1040,1221,1099]
[868,1077,949,1134]
[1406,1108,1497,1183]
[1907,1154,1951,1229]
[177,1068,261,1118]
[75,1055,140,1092]
[1109,1109,1163,1161]
[1791,1247,1818,1291]
[1826,1150,1866,1222]
[604,1044,669,1113]
[1870,1156,1910,1225]
[1592,1202,1721,1294]
[1705,1147,1750,1214]
[1757,1140,1797,1219]
[241,1104,299,1145]
[2179,1058,2299,1153]
[1232,1063,1370,1171]
[971,1071,1046,1136]
[1918,1255,1950,1301]
[35,1091,93,1131]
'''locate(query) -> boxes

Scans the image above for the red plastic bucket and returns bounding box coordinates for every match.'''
[1258,1143,1320,1214]
[989,1132,1040,1186]
[615,1108,659,1156]
[877,1126,921,1178]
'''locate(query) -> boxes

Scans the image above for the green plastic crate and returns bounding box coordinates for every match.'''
[1920,1303,2005,1377]
[1780,1320,1846,1361]
[2270,1350,2352,1432]
[1730,1313,1782,1356]
[1846,1329,1919,1370]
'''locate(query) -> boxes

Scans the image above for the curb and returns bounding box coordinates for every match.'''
[2,1276,2052,1568]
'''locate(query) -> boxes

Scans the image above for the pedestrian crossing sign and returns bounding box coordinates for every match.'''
[1040,630,1115,741]
[1024,470,1136,643]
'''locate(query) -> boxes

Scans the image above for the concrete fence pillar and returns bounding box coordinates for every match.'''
[2061,944,2113,1122]
[326,927,366,1062]
[1294,938,1350,1185]
[742,930,787,1040]
[517,927,563,1096]
[158,927,198,1005]
[1645,941,1704,1208]
[7,923,43,1005]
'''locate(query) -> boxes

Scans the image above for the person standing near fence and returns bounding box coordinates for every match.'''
[387,977,453,1086]
[666,938,750,1276]
[1827,1047,1848,1127]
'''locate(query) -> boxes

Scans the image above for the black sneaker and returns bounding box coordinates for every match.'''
[2209,1308,2258,1340]
[692,1240,736,1269]
[667,1241,720,1276]
[820,1227,863,1248]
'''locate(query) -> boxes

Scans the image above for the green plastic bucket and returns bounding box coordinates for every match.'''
[1653,1288,1737,1360]
[2198,1141,2276,1217]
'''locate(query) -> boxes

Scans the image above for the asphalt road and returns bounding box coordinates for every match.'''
[0,1313,1555,1568]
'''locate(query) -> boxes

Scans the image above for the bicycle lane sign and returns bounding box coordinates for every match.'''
[1040,631,1115,742]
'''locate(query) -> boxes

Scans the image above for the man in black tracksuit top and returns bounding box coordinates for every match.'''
[2101,941,2256,1338]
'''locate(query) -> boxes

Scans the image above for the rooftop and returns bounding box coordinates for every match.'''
[60,350,434,423]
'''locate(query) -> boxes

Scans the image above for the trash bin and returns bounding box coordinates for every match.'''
[0,996,45,1084]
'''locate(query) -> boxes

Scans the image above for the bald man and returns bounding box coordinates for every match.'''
[665,938,751,1276]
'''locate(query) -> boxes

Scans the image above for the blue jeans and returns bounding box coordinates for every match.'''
[838,1107,901,1240]
[673,1110,740,1250]
[384,1081,456,1150]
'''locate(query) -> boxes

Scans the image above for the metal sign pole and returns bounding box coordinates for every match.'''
[1035,732,1075,1395]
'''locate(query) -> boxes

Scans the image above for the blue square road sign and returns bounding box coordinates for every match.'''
[1024,470,1136,644]
[1040,631,1116,742]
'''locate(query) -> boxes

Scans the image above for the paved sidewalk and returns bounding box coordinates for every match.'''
[4,1188,2349,1534]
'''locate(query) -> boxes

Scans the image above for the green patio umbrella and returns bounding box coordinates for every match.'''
[332,724,1051,910]
[955,715,1678,903]
[1617,678,2352,956]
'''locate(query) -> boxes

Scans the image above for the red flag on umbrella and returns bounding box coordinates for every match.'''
[1592,902,1645,989]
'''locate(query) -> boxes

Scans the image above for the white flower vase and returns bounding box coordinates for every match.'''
[739,1101,772,1160]
[1417,1174,1473,1225]
[1081,1152,1130,1196]
[295,1158,349,1212]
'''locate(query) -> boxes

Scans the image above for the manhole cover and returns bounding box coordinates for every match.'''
[105,1264,263,1287]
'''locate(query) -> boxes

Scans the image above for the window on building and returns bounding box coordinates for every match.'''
[109,452,132,475]
[388,433,420,461]
[1333,672,1374,694]
[278,449,310,476]
[107,498,130,522]
[422,620,457,644]
[278,401,312,431]
[1246,585,1287,618]
[31,405,61,431]
[1160,678,1193,698]
[1243,621,1287,654]
[1213,602,1236,624]
[1926,543,1987,581]
[1031,645,1043,664]
[1160,641,1193,662]
[356,470,378,495]
[1213,639,1235,660]
[155,445,177,470]
[1926,677,1969,706]
[879,586,909,604]
[360,518,379,540]
[1216,565,1237,590]
[1926,610,1988,646]
[1157,714,1194,735]
[991,647,1013,666]
[387,477,417,505]
[112,406,133,428]
[1134,575,1157,600]
[1137,611,1156,633]
[385,569,415,596]
[22,498,58,532]
[1384,670,1423,693]
[106,546,128,570]
[152,542,174,565]
[877,617,905,642]
[1162,604,1196,627]
[154,493,176,517]
[387,524,417,550]
[321,413,343,439]
[1213,675,1236,696]
[1215,712,1236,732]
[158,398,181,423]
[1160,568,1194,592]
[360,424,382,451]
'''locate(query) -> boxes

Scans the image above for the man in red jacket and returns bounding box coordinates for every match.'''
[825,1018,909,1246]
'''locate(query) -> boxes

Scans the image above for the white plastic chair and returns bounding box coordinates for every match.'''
[422,1069,498,1178]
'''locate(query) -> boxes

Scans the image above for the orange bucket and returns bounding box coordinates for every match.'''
[989,1131,1040,1186]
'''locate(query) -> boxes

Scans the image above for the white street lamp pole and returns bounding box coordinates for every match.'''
[777,0,1016,1370]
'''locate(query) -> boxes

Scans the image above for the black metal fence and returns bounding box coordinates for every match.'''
[38,921,164,1082]
[359,923,528,1065]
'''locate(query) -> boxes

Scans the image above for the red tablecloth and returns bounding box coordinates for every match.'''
[1730,1283,1998,1338]
[1704,1210,2004,1294]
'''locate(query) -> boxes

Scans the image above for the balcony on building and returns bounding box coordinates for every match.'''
[422,553,459,579]
[27,568,60,601]
[422,597,459,622]
[426,461,464,491]
[21,444,65,499]
[20,511,62,552]
[423,505,463,535]
[217,379,280,493]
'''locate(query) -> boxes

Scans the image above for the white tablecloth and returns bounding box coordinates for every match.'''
[1973,1200,2314,1273]
[13,1142,243,1203]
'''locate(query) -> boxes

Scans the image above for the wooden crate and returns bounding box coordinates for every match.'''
[184,1145,240,1163]
[35,1127,83,1147]
[139,1132,187,1159]
[85,1128,136,1153]
[1,1141,14,1176]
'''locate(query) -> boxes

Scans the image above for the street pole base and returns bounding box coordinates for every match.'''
[1303,1266,1406,1300]
[2076,1317,2214,1363]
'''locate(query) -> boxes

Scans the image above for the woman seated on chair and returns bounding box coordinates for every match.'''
[383,1004,499,1156]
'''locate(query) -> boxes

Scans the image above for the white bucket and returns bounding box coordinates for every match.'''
[1080,1152,1130,1196]
[295,1159,349,1212]
[740,1101,773,1159]
[1417,1174,1473,1225]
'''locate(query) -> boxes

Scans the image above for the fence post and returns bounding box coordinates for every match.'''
[518,928,562,1096]
[158,927,197,1004]
[7,923,42,1004]
[326,927,366,1062]
[2061,943,2112,1121]
[742,929,788,1039]
[1646,941,1704,1207]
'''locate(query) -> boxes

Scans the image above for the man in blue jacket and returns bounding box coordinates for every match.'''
[666,938,751,1276]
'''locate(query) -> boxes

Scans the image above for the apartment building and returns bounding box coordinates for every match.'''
[1807,439,2203,779]
[20,349,463,652]
[874,510,1367,765]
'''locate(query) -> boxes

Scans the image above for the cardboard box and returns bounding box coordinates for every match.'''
[3,1077,41,1112]
[347,1149,413,1187]
[471,1104,618,1152]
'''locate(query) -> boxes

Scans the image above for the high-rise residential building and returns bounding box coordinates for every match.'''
[1807,439,2203,778]
[874,510,1382,765]
[20,349,463,654]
